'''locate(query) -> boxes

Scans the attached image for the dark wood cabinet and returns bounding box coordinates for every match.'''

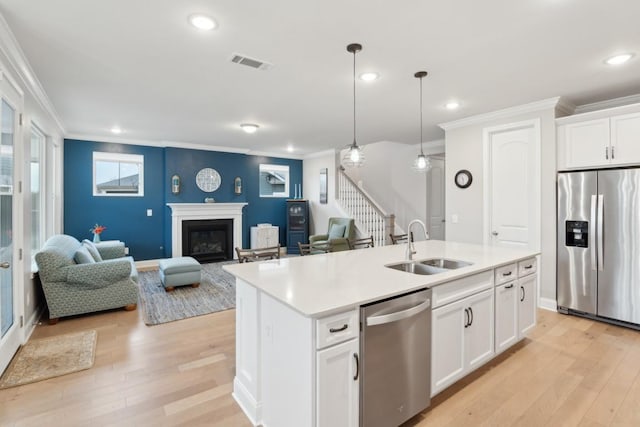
[286,199,309,254]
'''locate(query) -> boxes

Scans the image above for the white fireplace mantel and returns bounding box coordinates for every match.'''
[167,203,248,258]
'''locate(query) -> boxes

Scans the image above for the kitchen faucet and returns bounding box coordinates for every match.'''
[406,219,429,261]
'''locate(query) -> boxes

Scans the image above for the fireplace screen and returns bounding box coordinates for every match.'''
[182,219,233,262]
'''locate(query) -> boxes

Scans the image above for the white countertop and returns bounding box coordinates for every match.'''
[223,240,538,317]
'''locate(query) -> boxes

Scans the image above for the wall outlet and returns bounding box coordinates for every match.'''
[451,214,459,224]
[124,247,129,255]
[146,209,153,217]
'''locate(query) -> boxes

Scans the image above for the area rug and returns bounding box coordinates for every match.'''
[137,261,236,325]
[0,330,97,389]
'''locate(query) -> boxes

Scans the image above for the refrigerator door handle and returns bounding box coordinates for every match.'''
[590,195,597,271]
[597,194,604,271]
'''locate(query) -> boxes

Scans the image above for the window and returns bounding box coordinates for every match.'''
[30,125,45,253]
[259,164,289,197]
[93,152,144,196]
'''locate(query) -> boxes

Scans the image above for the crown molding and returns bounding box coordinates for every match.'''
[574,93,640,114]
[303,149,337,160]
[65,133,304,159]
[438,97,562,131]
[0,13,65,134]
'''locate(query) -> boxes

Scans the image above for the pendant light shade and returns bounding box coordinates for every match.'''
[413,71,431,172]
[342,43,365,168]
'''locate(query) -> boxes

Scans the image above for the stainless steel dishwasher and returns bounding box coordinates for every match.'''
[360,288,431,427]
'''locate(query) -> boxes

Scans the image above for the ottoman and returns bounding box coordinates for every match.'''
[158,257,201,292]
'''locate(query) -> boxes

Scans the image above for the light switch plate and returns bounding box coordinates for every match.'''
[146,209,152,216]
[451,214,459,224]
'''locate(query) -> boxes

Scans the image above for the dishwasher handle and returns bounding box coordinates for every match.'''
[366,299,431,326]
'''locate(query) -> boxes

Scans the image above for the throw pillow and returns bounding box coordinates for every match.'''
[74,246,96,264]
[82,239,103,262]
[328,224,346,240]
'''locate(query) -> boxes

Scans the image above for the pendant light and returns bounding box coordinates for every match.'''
[342,43,365,168]
[413,71,431,172]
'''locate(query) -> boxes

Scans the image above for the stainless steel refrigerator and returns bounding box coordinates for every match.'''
[557,168,640,327]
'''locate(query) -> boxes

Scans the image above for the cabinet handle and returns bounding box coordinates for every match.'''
[505,283,514,289]
[469,307,474,326]
[612,146,615,159]
[464,308,470,328]
[353,353,359,381]
[524,265,533,270]
[329,324,348,333]
[502,271,512,277]
[520,286,525,302]
[606,146,609,160]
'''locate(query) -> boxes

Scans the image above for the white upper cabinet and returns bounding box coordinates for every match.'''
[610,112,640,166]
[557,104,640,170]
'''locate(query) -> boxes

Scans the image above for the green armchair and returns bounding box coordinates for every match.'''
[309,217,355,252]
[35,234,138,324]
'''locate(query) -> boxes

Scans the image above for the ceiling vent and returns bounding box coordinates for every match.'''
[230,53,273,70]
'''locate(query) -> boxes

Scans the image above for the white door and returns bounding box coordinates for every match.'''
[485,121,539,249]
[564,118,610,168]
[495,281,518,354]
[316,339,359,427]
[610,112,640,166]
[427,158,445,240]
[0,93,21,374]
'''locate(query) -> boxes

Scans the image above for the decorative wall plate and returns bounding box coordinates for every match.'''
[196,168,221,192]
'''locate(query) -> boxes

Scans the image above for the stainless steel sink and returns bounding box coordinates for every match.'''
[385,262,449,275]
[419,258,473,269]
[385,258,473,275]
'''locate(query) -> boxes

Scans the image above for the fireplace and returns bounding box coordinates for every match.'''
[182,219,233,262]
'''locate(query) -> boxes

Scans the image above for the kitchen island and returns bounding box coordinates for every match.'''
[224,240,539,427]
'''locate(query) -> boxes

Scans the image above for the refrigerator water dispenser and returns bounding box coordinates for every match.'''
[565,220,588,248]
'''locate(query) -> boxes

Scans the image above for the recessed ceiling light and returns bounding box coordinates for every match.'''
[240,123,259,134]
[110,126,123,134]
[445,101,460,110]
[189,14,217,31]
[359,72,379,82]
[287,145,294,153]
[605,53,634,65]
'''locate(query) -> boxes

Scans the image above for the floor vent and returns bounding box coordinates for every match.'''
[230,53,273,70]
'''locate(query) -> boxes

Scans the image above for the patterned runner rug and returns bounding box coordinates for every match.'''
[0,330,97,389]
[137,260,236,325]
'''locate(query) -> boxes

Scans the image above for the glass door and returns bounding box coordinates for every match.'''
[0,97,19,374]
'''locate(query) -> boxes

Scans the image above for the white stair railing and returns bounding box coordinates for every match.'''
[337,166,395,247]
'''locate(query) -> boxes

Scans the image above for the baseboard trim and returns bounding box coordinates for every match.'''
[233,377,261,426]
[538,297,557,312]
[134,259,160,271]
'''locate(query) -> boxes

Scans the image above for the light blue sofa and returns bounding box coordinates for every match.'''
[35,234,138,324]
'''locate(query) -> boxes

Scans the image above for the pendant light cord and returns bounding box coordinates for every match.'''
[419,76,424,155]
[353,49,357,146]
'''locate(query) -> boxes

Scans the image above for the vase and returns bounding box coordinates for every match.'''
[93,233,101,243]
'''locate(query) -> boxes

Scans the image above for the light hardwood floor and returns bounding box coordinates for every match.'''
[1,307,639,426]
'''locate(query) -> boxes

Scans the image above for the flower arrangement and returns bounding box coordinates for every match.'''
[90,224,106,243]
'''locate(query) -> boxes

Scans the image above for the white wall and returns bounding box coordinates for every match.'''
[302,150,344,235]
[340,140,444,235]
[443,106,557,304]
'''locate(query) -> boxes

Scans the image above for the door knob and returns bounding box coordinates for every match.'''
[491,231,498,236]
[0,262,10,269]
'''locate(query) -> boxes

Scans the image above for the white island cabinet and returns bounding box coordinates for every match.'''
[224,240,539,427]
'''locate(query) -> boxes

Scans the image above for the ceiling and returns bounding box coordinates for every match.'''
[0,0,639,156]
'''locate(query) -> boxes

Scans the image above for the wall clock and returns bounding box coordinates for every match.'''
[454,170,473,189]
[195,168,221,192]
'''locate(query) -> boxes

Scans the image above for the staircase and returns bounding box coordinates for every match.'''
[337,166,395,247]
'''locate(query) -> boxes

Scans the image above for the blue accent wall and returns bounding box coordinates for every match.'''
[64,139,302,260]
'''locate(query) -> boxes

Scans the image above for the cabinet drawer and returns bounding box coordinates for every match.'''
[316,309,359,350]
[495,263,517,285]
[518,257,537,277]
[432,270,493,309]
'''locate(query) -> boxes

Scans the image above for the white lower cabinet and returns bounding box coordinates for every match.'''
[518,274,537,336]
[431,288,494,396]
[495,281,518,354]
[316,339,359,427]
